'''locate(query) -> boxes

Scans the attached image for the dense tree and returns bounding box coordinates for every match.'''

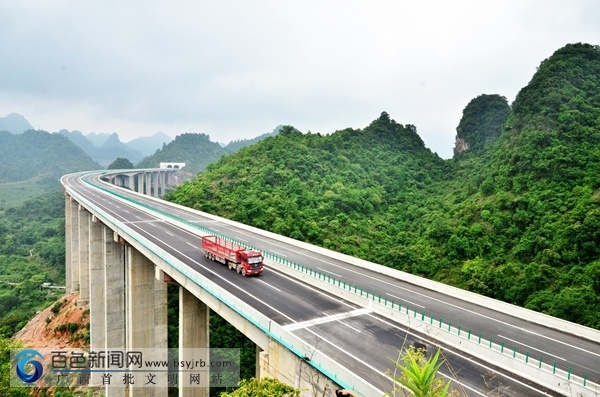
[136,133,228,173]
[107,157,134,169]
[166,44,600,330]
[453,94,510,155]
[0,130,99,183]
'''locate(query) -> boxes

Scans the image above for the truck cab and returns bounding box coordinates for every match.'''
[235,249,264,276]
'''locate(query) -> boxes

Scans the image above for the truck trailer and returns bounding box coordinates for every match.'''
[201,235,264,276]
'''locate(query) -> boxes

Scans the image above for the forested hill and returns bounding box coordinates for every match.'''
[0,130,100,183]
[136,133,228,174]
[168,114,448,252]
[167,43,600,329]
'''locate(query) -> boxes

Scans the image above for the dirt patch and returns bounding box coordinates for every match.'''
[13,292,89,350]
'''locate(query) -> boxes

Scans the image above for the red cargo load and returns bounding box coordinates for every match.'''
[201,235,264,276]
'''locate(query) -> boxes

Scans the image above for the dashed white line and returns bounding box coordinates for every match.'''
[338,320,362,333]
[318,267,342,278]
[386,293,425,309]
[257,279,281,292]
[165,231,174,237]
[271,250,288,257]
[499,335,566,361]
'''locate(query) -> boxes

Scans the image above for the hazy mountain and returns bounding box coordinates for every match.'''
[165,43,600,330]
[85,132,112,147]
[136,133,228,173]
[0,130,100,183]
[58,130,144,167]
[125,132,172,156]
[223,125,282,153]
[0,113,34,134]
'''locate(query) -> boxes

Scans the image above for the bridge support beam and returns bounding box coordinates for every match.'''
[126,246,168,396]
[152,172,159,198]
[89,217,105,350]
[145,173,152,196]
[65,195,72,294]
[104,229,126,397]
[136,173,144,194]
[70,199,80,293]
[179,287,210,397]
[78,207,90,306]
[259,338,340,397]
[88,216,105,387]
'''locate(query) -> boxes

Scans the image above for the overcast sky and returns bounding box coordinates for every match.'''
[1,1,599,158]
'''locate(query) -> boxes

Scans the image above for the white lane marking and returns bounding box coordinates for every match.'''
[302,328,387,396]
[186,242,196,248]
[114,221,297,324]
[257,279,281,292]
[82,181,597,366]
[124,209,129,213]
[386,293,425,309]
[260,243,598,359]
[135,215,142,220]
[271,250,288,257]
[165,231,174,237]
[318,267,342,278]
[338,320,362,333]
[283,308,371,331]
[363,313,550,397]
[499,335,566,361]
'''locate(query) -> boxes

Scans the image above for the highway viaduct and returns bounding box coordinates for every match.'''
[61,170,600,397]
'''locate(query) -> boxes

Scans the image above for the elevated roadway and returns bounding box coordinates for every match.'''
[62,171,600,397]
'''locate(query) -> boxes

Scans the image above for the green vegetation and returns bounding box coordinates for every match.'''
[223,126,282,153]
[219,377,300,397]
[0,192,66,337]
[453,94,510,155]
[107,157,134,169]
[387,348,451,397]
[0,337,29,397]
[136,133,229,174]
[0,130,99,184]
[167,43,600,329]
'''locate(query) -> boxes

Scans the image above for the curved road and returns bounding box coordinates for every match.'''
[63,172,599,396]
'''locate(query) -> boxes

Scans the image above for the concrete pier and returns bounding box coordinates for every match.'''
[179,287,210,397]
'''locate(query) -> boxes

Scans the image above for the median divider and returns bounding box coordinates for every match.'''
[66,175,381,397]
[78,173,599,396]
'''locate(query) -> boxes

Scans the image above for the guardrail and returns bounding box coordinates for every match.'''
[63,173,382,396]
[76,172,600,396]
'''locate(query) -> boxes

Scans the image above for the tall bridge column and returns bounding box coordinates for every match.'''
[88,216,105,387]
[69,200,80,293]
[145,173,152,195]
[105,229,126,397]
[159,171,166,197]
[78,207,90,306]
[126,246,168,396]
[65,195,72,294]
[89,216,105,350]
[136,173,145,194]
[152,172,159,198]
[179,287,210,397]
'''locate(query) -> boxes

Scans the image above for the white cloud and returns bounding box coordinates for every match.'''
[1,0,599,157]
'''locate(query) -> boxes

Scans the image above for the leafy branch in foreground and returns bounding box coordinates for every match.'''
[387,347,454,397]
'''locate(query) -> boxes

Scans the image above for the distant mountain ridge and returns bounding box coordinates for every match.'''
[57,130,145,168]
[223,125,282,153]
[0,130,100,183]
[165,43,600,330]
[0,113,34,134]
[136,133,228,174]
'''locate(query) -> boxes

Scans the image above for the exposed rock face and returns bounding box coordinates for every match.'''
[453,136,470,155]
[13,292,89,350]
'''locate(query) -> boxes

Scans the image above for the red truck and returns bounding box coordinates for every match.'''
[201,235,264,276]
